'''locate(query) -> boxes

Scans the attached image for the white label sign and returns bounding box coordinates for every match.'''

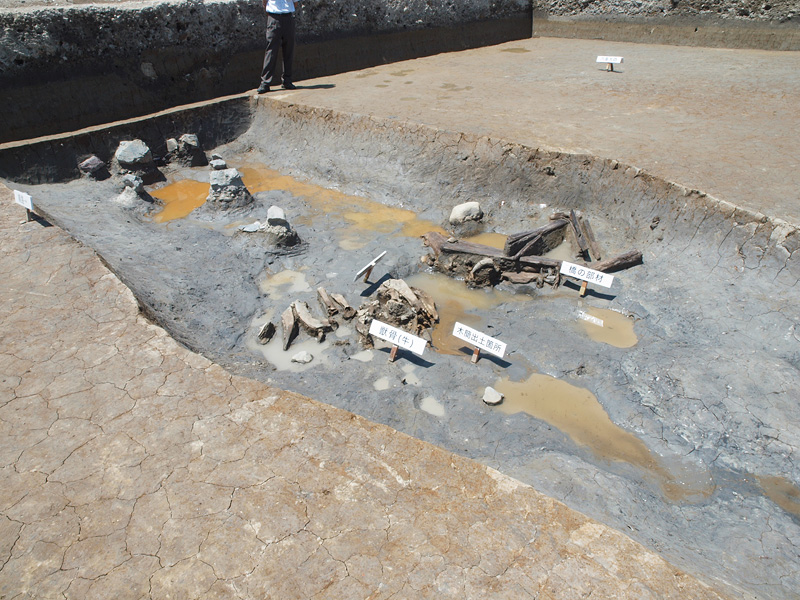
[354,251,387,282]
[578,311,604,327]
[13,190,34,211]
[452,322,507,358]
[596,56,623,64]
[560,261,614,288]
[369,319,427,356]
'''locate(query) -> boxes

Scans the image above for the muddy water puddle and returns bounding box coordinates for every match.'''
[757,475,800,518]
[259,269,312,299]
[577,306,638,348]
[495,373,713,501]
[149,180,210,222]
[147,165,446,243]
[406,272,525,356]
[238,166,445,243]
[463,232,508,249]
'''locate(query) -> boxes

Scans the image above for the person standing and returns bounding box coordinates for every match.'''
[257,0,299,93]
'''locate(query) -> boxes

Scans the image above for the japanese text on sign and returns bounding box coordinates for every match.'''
[369,319,427,356]
[596,56,623,64]
[452,322,507,358]
[559,261,614,289]
[13,190,33,211]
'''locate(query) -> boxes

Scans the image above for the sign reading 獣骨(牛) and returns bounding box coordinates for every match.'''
[452,322,507,358]
[560,261,614,289]
[369,319,427,356]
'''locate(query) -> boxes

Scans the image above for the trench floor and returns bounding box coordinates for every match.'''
[0,180,732,597]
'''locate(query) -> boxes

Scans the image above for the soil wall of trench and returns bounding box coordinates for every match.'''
[0,0,530,143]
[531,0,800,49]
[2,98,800,598]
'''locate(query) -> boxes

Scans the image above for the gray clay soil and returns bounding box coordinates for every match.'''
[9,125,800,599]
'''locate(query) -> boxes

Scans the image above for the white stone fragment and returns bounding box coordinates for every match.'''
[449,201,483,225]
[483,386,504,406]
[291,351,313,364]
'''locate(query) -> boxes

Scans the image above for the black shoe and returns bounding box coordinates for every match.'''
[282,82,297,90]
[257,84,270,94]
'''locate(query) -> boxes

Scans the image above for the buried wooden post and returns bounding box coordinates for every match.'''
[363,265,374,283]
[579,280,589,297]
[471,347,481,364]
[389,345,399,363]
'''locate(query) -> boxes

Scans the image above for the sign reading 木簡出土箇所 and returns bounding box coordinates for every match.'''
[452,322,507,359]
[560,261,614,289]
[369,319,427,356]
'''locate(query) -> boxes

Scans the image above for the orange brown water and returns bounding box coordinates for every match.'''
[463,232,508,250]
[149,180,210,222]
[757,475,800,517]
[239,166,446,241]
[578,307,638,348]
[406,272,525,356]
[147,166,447,240]
[495,373,713,501]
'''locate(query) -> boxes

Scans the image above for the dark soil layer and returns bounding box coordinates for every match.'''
[4,101,800,599]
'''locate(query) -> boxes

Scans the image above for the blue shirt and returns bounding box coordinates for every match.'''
[265,0,295,13]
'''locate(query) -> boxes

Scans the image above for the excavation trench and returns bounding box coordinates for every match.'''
[3,97,800,599]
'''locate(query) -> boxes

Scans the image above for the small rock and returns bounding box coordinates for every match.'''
[449,201,483,225]
[210,153,223,160]
[115,139,153,168]
[113,186,141,208]
[239,221,262,233]
[267,205,289,227]
[210,168,245,189]
[483,387,504,406]
[178,133,199,149]
[209,159,227,170]
[291,351,314,364]
[121,174,144,193]
[165,138,179,153]
[78,155,105,174]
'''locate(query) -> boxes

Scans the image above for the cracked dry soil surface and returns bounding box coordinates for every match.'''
[0,187,732,598]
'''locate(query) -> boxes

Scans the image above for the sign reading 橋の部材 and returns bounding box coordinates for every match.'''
[560,261,614,289]
[13,190,34,211]
[369,319,427,356]
[452,322,507,359]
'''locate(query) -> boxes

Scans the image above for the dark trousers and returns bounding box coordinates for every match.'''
[261,12,295,86]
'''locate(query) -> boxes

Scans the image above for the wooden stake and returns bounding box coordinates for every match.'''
[389,345,399,362]
[25,209,33,223]
[363,265,374,283]
[579,280,588,297]
[471,347,480,364]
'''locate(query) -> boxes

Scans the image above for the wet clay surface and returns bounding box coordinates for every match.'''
[15,138,800,599]
[3,186,734,600]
